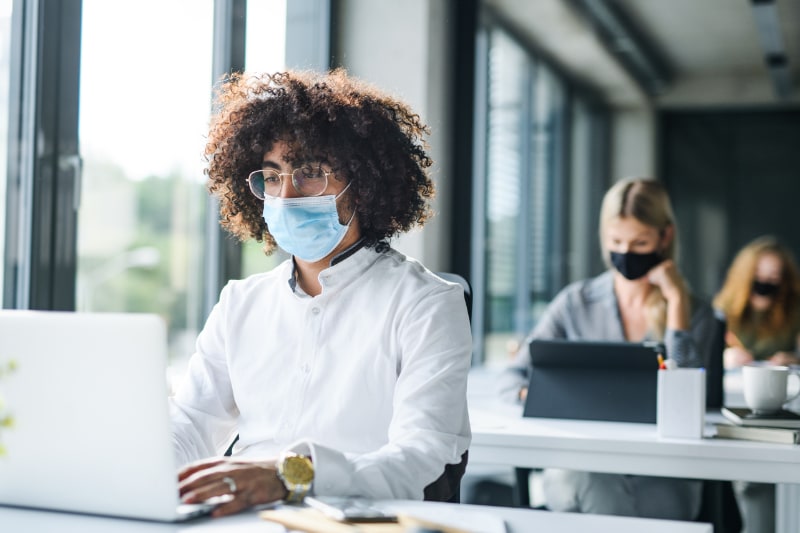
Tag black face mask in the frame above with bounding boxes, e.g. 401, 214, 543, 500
752, 280, 780, 297
610, 251, 664, 281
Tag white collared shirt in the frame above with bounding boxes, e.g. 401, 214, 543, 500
170, 246, 472, 499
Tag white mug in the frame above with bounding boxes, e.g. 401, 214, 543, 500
742, 365, 800, 414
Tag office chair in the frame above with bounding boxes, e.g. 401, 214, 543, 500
226, 271, 474, 504
705, 310, 726, 409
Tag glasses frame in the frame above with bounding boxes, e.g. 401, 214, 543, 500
245, 165, 333, 200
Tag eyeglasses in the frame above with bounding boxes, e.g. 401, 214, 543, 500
246, 164, 332, 199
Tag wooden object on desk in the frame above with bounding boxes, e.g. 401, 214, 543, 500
260, 508, 399, 533
260, 508, 475, 533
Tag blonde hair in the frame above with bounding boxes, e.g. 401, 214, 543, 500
599, 178, 680, 340
713, 236, 800, 337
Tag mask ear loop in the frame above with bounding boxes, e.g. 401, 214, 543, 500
333, 182, 356, 228
334, 181, 352, 200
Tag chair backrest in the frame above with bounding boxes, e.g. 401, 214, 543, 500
423, 451, 468, 503
705, 313, 726, 409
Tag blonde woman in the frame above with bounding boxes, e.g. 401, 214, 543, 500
500, 178, 715, 520
714, 236, 800, 368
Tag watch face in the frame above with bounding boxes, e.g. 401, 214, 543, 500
284, 455, 314, 485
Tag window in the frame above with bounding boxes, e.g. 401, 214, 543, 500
481, 29, 527, 364
75, 1, 216, 369
0, 1, 10, 304
2, 0, 332, 379
241, 0, 289, 278
472, 21, 609, 366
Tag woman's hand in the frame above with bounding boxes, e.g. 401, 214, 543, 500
646, 259, 686, 303
178, 457, 287, 517
723, 346, 754, 369
647, 259, 689, 330
769, 351, 800, 367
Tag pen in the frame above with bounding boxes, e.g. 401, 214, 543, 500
657, 353, 666, 370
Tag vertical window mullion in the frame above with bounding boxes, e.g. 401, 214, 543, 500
469, 24, 489, 364
203, 0, 246, 319
3, 0, 36, 309
514, 60, 534, 336
4, 0, 82, 311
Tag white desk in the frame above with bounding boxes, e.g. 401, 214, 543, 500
0, 501, 713, 533
468, 400, 800, 533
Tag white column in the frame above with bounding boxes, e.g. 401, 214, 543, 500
334, 0, 453, 271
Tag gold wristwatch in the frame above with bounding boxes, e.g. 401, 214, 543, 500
277, 451, 314, 503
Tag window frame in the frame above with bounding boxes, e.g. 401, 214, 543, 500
469, 6, 611, 364
4, 0, 82, 311
4, 0, 332, 317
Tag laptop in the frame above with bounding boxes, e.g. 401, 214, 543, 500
0, 310, 214, 522
522, 339, 664, 424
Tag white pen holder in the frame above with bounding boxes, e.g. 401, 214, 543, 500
657, 368, 706, 439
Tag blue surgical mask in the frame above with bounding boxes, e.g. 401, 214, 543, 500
262, 184, 353, 262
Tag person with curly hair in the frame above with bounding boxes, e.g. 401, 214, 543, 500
714, 236, 800, 368
170, 70, 472, 517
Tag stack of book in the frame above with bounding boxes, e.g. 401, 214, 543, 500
714, 406, 800, 444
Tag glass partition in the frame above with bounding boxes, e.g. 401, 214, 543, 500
0, 1, 10, 304
475, 23, 604, 365
76, 0, 215, 368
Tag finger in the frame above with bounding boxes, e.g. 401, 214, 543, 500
179, 467, 231, 497
178, 458, 227, 481
182, 477, 235, 503
211, 495, 251, 518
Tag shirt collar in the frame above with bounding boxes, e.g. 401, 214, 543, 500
286, 238, 372, 293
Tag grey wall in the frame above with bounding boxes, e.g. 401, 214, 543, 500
661, 109, 800, 301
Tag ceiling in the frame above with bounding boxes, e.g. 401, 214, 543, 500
486, 0, 800, 108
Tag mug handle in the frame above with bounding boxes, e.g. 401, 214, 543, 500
787, 371, 800, 403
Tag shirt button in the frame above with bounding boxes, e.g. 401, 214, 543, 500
311, 307, 321, 315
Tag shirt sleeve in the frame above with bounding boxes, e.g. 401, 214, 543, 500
289, 282, 472, 500
170, 283, 239, 467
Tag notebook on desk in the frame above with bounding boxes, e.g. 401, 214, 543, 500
522, 339, 664, 423
721, 406, 800, 429
0, 310, 214, 522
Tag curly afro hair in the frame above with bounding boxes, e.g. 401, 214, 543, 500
204, 69, 435, 254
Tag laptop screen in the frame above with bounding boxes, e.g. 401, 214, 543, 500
522, 339, 664, 424
0, 310, 190, 521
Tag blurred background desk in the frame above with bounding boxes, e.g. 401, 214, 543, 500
468, 398, 800, 533
0, 501, 714, 533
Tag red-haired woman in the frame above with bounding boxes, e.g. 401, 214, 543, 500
714, 236, 800, 368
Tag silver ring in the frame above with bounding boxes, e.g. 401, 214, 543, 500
222, 476, 237, 494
